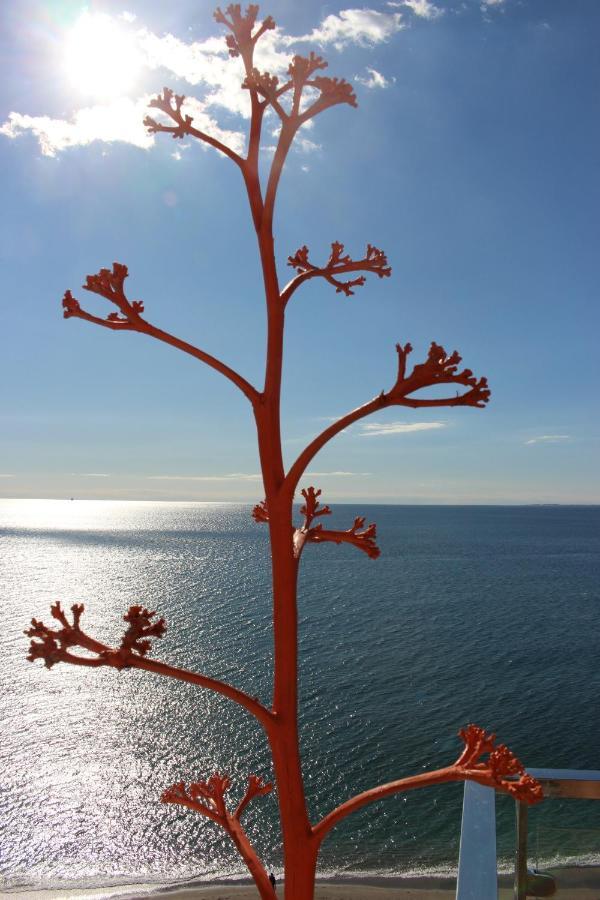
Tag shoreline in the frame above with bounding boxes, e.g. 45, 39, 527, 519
4, 866, 600, 900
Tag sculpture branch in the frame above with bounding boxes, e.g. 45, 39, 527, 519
312, 724, 543, 845
25, 602, 273, 731
282, 242, 391, 305
162, 771, 274, 899
284, 340, 490, 494
62, 262, 260, 404
262, 55, 357, 232
143, 87, 244, 167
213, 5, 276, 217
234, 773, 274, 820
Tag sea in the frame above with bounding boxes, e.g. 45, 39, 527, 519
1, 499, 599, 895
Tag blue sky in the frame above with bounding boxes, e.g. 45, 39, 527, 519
1, 0, 598, 503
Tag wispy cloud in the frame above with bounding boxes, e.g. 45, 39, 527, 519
525, 435, 570, 446
296, 136, 322, 153
73, 473, 111, 477
481, 0, 505, 5
389, 1, 444, 20
0, 474, 15, 478
147, 473, 263, 481
359, 421, 446, 437
305, 470, 372, 477
355, 67, 393, 89
291, 9, 405, 50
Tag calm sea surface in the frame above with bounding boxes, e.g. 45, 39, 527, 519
1, 500, 599, 892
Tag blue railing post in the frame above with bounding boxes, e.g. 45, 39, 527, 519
456, 781, 498, 900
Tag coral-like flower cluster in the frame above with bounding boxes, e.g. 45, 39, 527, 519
251, 499, 270, 523
214, 5, 275, 59
388, 341, 490, 409
25, 602, 166, 670
299, 487, 331, 527
62, 262, 144, 330
455, 724, 543, 804
162, 772, 272, 823
144, 87, 194, 141
286, 242, 391, 298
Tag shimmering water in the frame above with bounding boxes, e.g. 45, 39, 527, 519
1, 500, 599, 892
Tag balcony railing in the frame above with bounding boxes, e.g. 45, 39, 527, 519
456, 769, 600, 899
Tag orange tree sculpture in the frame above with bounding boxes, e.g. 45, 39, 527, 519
26, 6, 542, 899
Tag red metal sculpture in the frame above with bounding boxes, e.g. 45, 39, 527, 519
26, 6, 541, 899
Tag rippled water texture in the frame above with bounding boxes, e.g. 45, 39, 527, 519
1, 500, 599, 891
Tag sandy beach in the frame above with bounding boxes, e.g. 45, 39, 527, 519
5, 867, 600, 900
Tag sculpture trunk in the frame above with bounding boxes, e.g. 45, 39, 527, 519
268, 506, 319, 900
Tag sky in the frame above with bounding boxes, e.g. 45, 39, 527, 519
1, 0, 598, 504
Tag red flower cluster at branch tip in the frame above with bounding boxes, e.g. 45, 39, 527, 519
455, 724, 543, 804
144, 87, 193, 140
62, 262, 144, 330
296, 487, 379, 560
162, 772, 272, 824
119, 606, 167, 658
311, 75, 358, 111
242, 68, 280, 102
251, 499, 269, 523
299, 486, 332, 527
214, 5, 275, 59
25, 602, 84, 668
288, 52, 328, 86
284, 242, 391, 301
306, 515, 380, 560
25, 602, 166, 671
386, 340, 490, 409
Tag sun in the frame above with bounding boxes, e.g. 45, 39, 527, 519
64, 12, 142, 99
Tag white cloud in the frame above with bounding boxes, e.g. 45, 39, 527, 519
76, 473, 111, 477
355, 67, 392, 89
147, 473, 263, 481
525, 435, 570, 446
0, 93, 244, 158
482, 0, 505, 5
120, 11, 137, 23
0, 98, 154, 157
0, 474, 14, 478
394, 0, 444, 20
294, 9, 404, 50
359, 421, 446, 437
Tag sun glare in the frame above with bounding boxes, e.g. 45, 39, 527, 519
64, 13, 142, 99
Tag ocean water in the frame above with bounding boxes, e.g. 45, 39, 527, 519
1, 500, 599, 893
